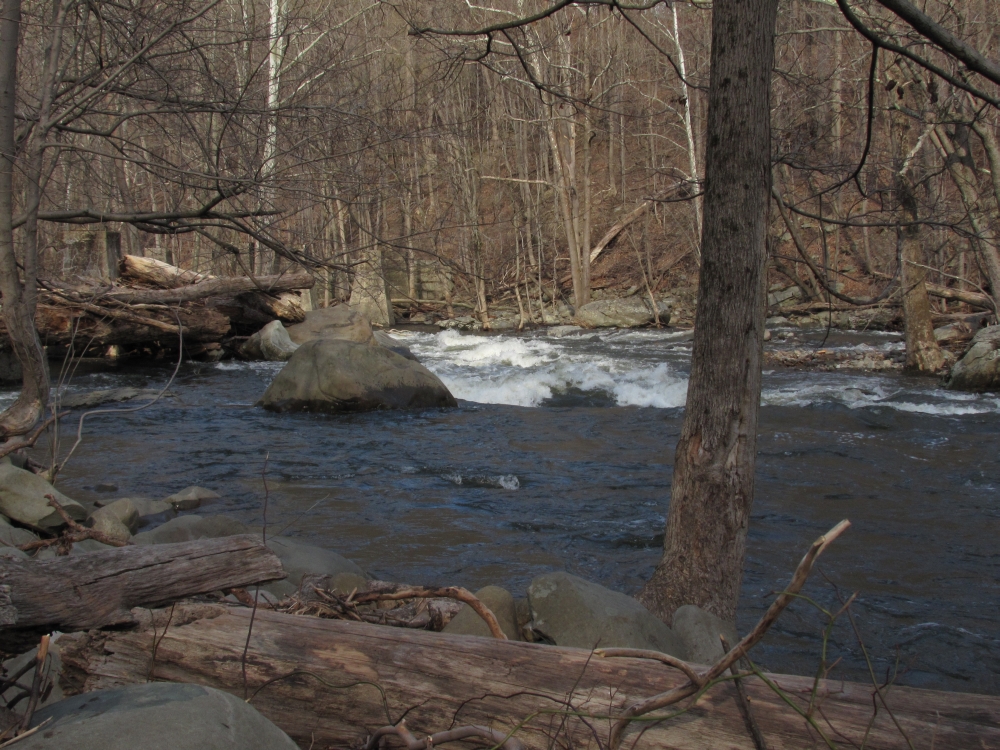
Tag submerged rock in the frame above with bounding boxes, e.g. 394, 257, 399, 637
260, 338, 456, 413
527, 571, 687, 657
442, 585, 521, 641
0, 462, 86, 528
286, 305, 374, 346
944, 325, 1000, 392
164, 485, 220, 511
239, 320, 300, 361
25, 682, 298, 750
575, 297, 672, 328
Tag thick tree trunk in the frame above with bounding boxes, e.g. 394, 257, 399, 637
0, 0, 49, 442
638, 0, 778, 624
899, 227, 946, 372
58, 604, 1000, 750
0, 536, 283, 633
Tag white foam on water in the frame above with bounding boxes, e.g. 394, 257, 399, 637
442, 472, 520, 490
398, 329, 689, 408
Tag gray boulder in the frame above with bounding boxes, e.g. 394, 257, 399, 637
128, 497, 175, 518
286, 305, 374, 346
132, 514, 248, 545
575, 297, 672, 328
0, 513, 39, 550
944, 325, 1000, 392
164, 485, 220, 511
87, 510, 132, 544
373, 330, 418, 361
0, 463, 86, 528
239, 320, 300, 362
260, 338, 456, 413
527, 572, 687, 657
671, 604, 739, 665
24, 682, 298, 750
442, 585, 521, 641
261, 536, 369, 598
91, 498, 139, 533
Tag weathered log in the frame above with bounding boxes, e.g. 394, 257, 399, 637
58, 603, 1000, 750
24, 302, 232, 346
121, 255, 311, 322
925, 282, 995, 310
120, 255, 208, 287
103, 274, 313, 306
0, 536, 283, 634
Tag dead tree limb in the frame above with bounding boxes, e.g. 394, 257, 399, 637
0, 535, 284, 634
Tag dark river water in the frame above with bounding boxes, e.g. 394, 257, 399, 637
6, 326, 998, 695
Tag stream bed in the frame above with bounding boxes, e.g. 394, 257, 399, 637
5, 325, 998, 695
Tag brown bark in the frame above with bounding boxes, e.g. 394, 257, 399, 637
0, 0, 49, 442
900, 227, 946, 372
638, 0, 778, 624
0, 536, 283, 633
103, 273, 313, 306
59, 603, 1000, 750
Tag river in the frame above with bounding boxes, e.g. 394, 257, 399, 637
4, 325, 998, 695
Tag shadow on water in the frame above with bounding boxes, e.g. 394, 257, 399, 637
5, 327, 998, 695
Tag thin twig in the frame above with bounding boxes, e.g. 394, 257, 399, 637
608, 520, 850, 749
720, 635, 768, 750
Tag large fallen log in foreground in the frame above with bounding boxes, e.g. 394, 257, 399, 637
0, 536, 283, 634
59, 603, 1000, 750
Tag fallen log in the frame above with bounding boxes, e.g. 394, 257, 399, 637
925, 282, 995, 310
57, 603, 1000, 750
120, 255, 311, 323
103, 273, 314, 306
120, 255, 208, 287
0, 536, 283, 635
25, 301, 232, 347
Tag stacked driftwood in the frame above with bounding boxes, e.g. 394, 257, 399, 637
0, 256, 314, 358
2, 526, 999, 749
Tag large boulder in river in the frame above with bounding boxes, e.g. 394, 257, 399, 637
239, 320, 299, 361
0, 462, 86, 528
527, 572, 687, 657
260, 339, 456, 413
286, 305, 374, 346
25, 682, 299, 750
944, 324, 1000, 392
575, 297, 672, 328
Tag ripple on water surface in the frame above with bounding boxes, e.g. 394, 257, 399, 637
4, 327, 998, 695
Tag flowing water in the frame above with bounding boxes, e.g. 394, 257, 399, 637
4, 326, 998, 695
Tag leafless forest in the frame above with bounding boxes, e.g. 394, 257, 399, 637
4, 0, 998, 346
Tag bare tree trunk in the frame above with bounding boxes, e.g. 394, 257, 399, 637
899, 222, 946, 372
349, 200, 393, 327
0, 0, 50, 442
638, 0, 778, 624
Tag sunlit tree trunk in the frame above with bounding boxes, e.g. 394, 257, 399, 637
638, 0, 779, 624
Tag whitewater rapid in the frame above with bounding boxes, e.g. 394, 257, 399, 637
390, 327, 1000, 416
